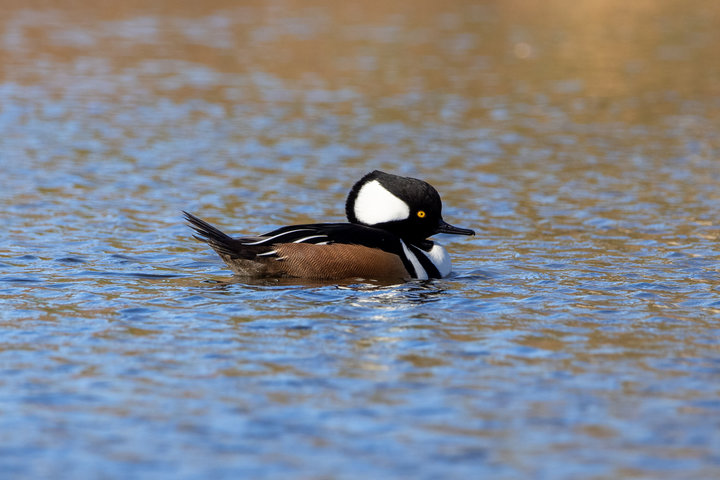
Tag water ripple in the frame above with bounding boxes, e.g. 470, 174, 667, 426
1, 2, 720, 480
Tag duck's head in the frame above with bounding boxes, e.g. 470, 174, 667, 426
345, 170, 475, 243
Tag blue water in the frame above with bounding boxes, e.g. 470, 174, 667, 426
2, 2, 720, 479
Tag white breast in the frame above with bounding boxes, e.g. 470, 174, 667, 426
423, 243, 452, 278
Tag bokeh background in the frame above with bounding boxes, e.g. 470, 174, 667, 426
1, 1, 719, 478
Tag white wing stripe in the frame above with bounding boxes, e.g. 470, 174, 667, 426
241, 229, 313, 246
293, 235, 329, 243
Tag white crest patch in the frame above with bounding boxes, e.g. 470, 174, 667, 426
353, 180, 409, 225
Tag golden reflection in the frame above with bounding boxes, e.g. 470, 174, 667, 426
2, 0, 718, 101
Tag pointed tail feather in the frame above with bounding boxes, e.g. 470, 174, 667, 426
183, 211, 243, 258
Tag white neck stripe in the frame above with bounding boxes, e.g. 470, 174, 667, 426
400, 240, 428, 280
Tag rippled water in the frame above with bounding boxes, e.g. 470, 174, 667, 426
2, 1, 719, 478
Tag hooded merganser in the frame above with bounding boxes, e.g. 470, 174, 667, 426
184, 170, 474, 281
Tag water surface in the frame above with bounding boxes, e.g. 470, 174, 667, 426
1, 1, 719, 478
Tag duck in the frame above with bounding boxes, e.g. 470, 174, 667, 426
184, 170, 474, 281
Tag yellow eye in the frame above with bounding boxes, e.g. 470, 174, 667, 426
417, 210, 426, 218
